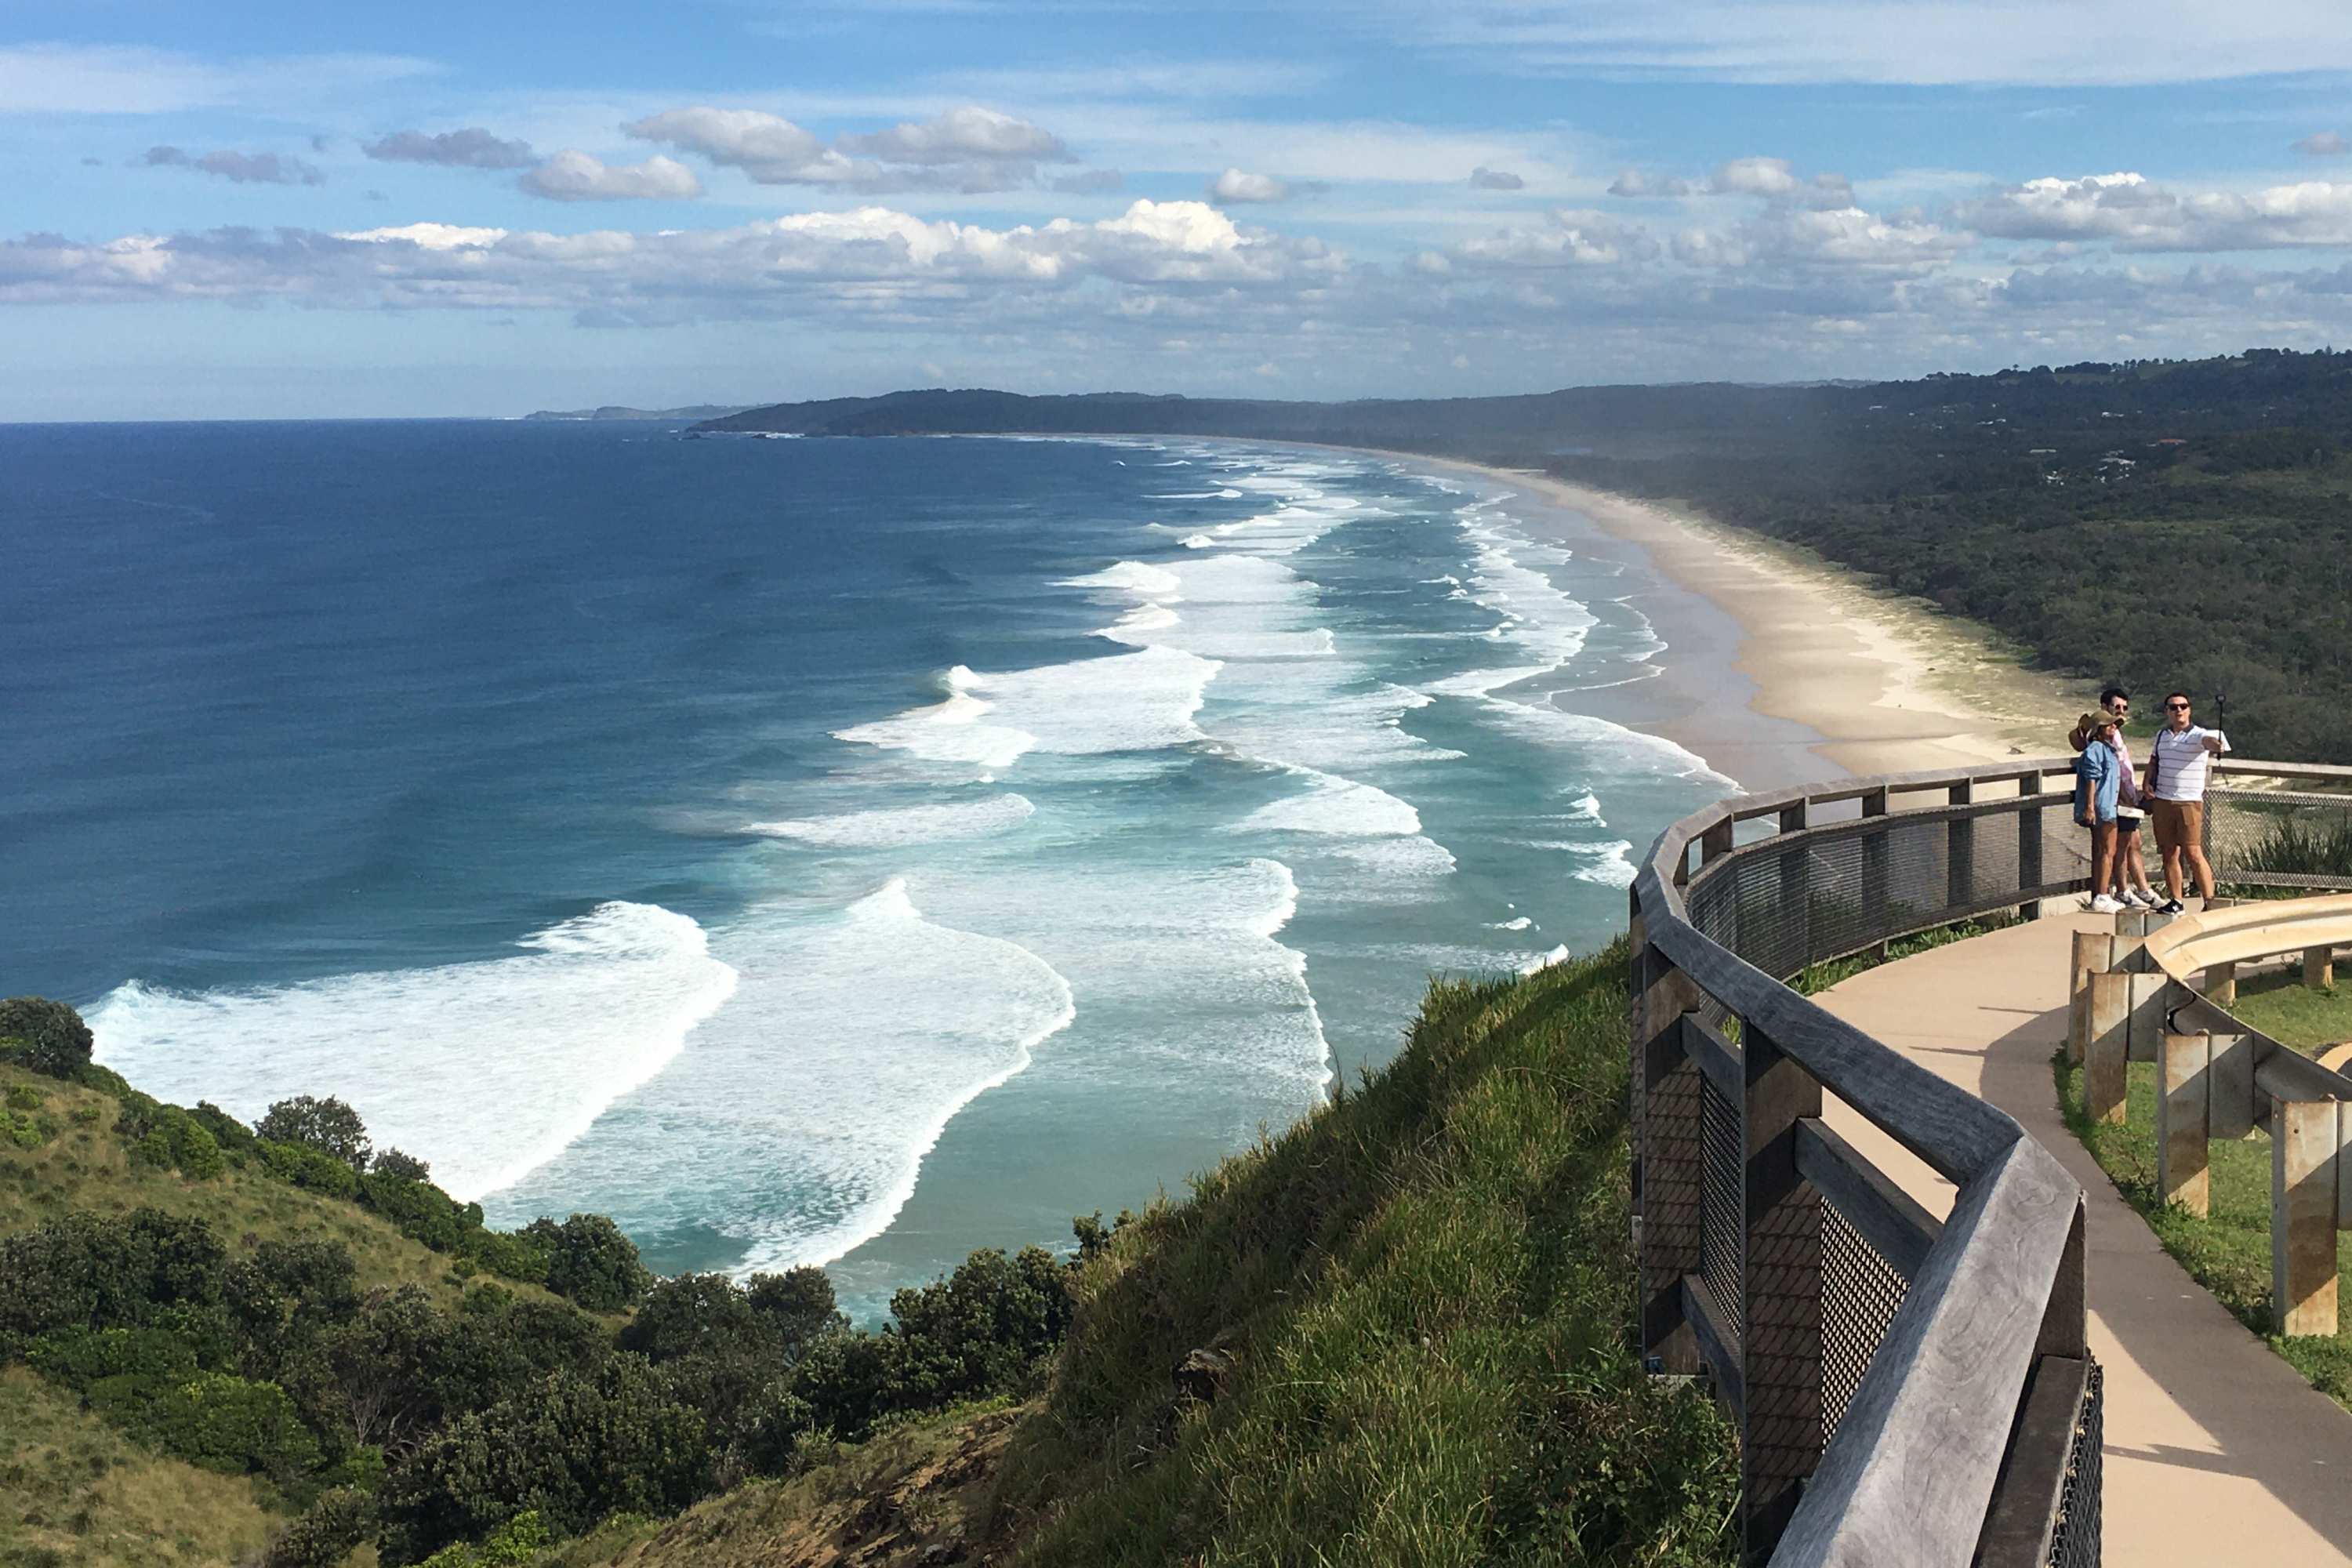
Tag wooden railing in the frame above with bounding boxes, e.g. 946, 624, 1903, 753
2071, 893, 2352, 1334
1632, 760, 2096, 1566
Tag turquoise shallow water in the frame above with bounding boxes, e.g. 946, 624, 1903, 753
3, 422, 1730, 1315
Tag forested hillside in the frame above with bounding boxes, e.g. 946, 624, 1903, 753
702, 347, 2352, 764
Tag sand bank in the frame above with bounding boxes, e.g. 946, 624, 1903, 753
1391, 455, 2082, 791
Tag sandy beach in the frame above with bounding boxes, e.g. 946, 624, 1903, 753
1387, 454, 2084, 793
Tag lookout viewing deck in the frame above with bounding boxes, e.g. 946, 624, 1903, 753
1813, 913, 2352, 1564
1629, 757, 2352, 1565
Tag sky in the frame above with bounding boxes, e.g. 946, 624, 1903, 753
9, 2, 2352, 418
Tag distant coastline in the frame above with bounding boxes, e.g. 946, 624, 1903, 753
1367, 452, 2079, 789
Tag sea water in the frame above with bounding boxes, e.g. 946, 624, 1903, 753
1, 421, 1730, 1315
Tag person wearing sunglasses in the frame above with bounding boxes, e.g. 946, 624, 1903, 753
2144, 691, 2230, 913
2096, 686, 2162, 909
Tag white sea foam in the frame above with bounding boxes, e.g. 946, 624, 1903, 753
1519, 944, 1573, 975
88, 902, 739, 1203
1153, 488, 1245, 499
1059, 561, 1183, 600
1487, 916, 1534, 931
746, 794, 1035, 848
838, 648, 1221, 775
1236, 766, 1421, 837
489, 878, 1076, 1273
1181, 534, 1216, 549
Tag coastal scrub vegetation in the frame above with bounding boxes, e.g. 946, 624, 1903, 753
3, 948, 1732, 1566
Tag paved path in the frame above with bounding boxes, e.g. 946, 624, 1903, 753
1812, 912, 2352, 1566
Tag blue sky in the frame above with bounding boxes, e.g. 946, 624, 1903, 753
9, 2, 2352, 418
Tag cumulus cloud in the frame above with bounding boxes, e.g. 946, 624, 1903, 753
625, 104, 1071, 193
2296, 132, 2350, 157
1469, 165, 1525, 191
1678, 205, 1969, 270
1709, 157, 1854, 207
0, 200, 1340, 321
365, 127, 535, 170
518, 151, 703, 202
837, 105, 1069, 165
1209, 168, 1330, 205
1452, 209, 1660, 267
140, 146, 324, 186
1608, 169, 1694, 198
1958, 171, 2352, 251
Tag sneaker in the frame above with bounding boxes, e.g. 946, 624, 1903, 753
2090, 895, 2125, 913
2122, 889, 2155, 909
2156, 898, 2185, 916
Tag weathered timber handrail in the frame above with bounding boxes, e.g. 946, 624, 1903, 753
2076, 889, 2352, 1334
1633, 757, 2093, 1566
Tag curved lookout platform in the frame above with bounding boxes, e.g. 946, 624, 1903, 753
1631, 758, 2352, 1566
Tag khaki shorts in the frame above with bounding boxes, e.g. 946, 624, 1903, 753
2151, 797, 2205, 854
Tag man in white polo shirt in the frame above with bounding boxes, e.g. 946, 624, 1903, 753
2144, 690, 2230, 913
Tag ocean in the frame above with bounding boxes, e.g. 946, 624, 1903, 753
2, 420, 1731, 1314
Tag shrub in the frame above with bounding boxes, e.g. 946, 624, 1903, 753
0, 997, 95, 1078
524, 1214, 650, 1311
2, 1107, 51, 1149
123, 1370, 321, 1481
416, 1511, 552, 1568
5, 1083, 42, 1111
372, 1147, 432, 1182
376, 1357, 707, 1563
27, 1325, 200, 1389
263, 1486, 379, 1568
256, 1094, 372, 1170
0, 1209, 227, 1340
259, 1139, 362, 1200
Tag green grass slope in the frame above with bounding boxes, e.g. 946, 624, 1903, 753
553, 943, 1737, 1568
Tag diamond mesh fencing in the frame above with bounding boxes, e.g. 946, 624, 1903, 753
2207, 786, 2352, 891
2049, 1361, 2103, 1568
1819, 1202, 1909, 1442
1682, 795, 2081, 984
1697, 1072, 1744, 1341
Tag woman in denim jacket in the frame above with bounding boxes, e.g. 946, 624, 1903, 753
2074, 711, 2125, 913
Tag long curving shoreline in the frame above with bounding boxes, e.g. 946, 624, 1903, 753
1367, 451, 2083, 792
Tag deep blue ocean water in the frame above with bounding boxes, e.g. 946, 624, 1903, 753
2, 421, 1727, 1313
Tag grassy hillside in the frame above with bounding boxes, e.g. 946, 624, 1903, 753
544, 944, 1737, 1567
0, 1365, 283, 1568
0, 1063, 543, 1308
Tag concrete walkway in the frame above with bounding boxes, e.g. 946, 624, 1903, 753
1812, 912, 2352, 1566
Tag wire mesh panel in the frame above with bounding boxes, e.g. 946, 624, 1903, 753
1819, 1202, 1909, 1441
1698, 1071, 1744, 1341
2209, 786, 2352, 890
2049, 1361, 2103, 1568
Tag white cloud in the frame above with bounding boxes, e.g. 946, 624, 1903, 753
1051, 169, 1125, 194
1958, 172, 2352, 251
365, 128, 536, 170
2296, 132, 2350, 157
837, 105, 1069, 165
1469, 166, 1525, 191
1452, 209, 1659, 267
1608, 169, 1693, 198
1211, 168, 1295, 203
142, 146, 325, 187
625, 103, 1069, 192
1381, 1, 2352, 88
1, 199, 1339, 317
519, 151, 704, 201
1708, 157, 1854, 207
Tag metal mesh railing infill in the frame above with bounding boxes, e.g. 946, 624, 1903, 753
1819, 1203, 1908, 1441
1637, 761, 2100, 1566
2049, 1362, 2103, 1568
2208, 786, 2352, 891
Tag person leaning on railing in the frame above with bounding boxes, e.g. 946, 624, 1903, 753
2074, 710, 2128, 914
2145, 691, 2230, 913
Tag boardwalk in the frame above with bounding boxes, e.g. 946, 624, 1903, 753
1813, 912, 2352, 1566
